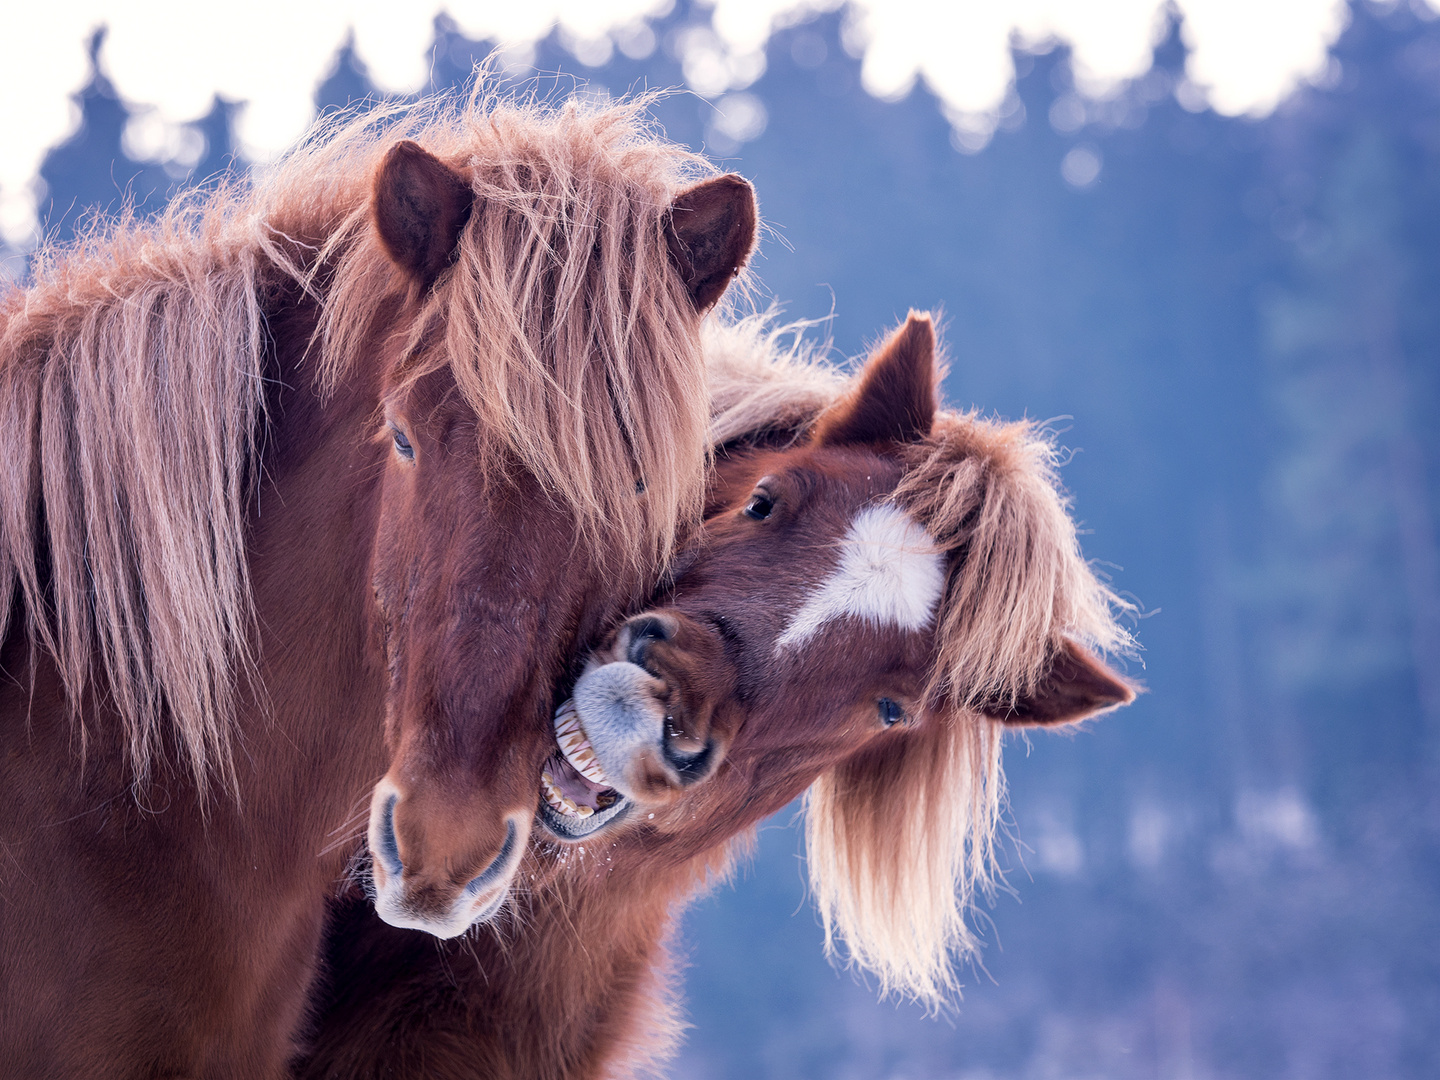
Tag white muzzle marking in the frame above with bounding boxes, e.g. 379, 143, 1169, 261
570, 661, 667, 801
365, 781, 522, 938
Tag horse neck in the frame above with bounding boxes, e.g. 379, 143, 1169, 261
516, 862, 719, 1076
516, 828, 773, 1071
478, 761, 825, 1075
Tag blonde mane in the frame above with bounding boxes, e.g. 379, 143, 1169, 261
315, 89, 716, 569
705, 315, 1134, 1005
0, 87, 717, 795
703, 314, 845, 448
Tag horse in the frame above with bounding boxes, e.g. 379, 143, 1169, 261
295, 312, 1136, 1079
0, 90, 755, 1075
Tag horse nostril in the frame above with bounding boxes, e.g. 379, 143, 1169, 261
463, 820, 518, 898
625, 615, 670, 667
375, 794, 403, 876
662, 732, 714, 781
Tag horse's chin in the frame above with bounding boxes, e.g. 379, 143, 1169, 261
536, 786, 632, 840
369, 874, 510, 938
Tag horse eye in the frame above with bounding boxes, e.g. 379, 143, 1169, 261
393, 429, 414, 461
877, 698, 905, 727
744, 492, 774, 520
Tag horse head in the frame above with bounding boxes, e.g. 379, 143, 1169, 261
358, 137, 757, 936
537, 313, 1136, 997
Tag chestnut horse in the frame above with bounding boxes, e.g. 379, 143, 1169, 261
0, 93, 754, 1075
297, 314, 1136, 1078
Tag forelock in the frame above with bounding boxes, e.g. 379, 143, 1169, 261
314, 87, 720, 574
892, 411, 1135, 710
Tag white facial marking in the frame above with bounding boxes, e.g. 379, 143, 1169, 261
776, 504, 945, 651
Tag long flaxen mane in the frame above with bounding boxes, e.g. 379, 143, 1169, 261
0, 86, 717, 795
704, 316, 1133, 1004
315, 89, 715, 568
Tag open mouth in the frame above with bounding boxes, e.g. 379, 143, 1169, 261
537, 699, 630, 839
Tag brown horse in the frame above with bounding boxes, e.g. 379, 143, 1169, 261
296, 313, 1136, 1078
0, 92, 754, 1075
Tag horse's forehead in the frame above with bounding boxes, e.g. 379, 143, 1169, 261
797, 445, 906, 487
717, 444, 906, 511
386, 365, 468, 421
775, 502, 945, 652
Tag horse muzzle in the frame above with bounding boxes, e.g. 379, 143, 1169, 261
366, 779, 529, 937
544, 612, 730, 822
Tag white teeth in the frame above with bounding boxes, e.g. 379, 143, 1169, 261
552, 699, 610, 785
540, 768, 598, 820
541, 770, 579, 818
541, 700, 616, 819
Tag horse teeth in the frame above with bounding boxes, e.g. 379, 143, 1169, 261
576, 805, 594, 818
541, 773, 578, 817
554, 702, 579, 734
576, 760, 608, 785
552, 704, 611, 786
544, 787, 576, 817
563, 742, 608, 785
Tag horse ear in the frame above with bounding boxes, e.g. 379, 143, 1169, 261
981, 638, 1136, 726
666, 174, 757, 312
373, 140, 474, 292
813, 312, 938, 447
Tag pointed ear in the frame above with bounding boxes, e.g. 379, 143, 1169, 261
981, 638, 1136, 726
373, 140, 473, 292
813, 312, 938, 447
665, 174, 757, 312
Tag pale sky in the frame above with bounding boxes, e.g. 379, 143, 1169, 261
0, 0, 1399, 245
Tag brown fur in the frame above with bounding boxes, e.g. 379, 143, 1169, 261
716, 313, 1135, 1000
0, 195, 272, 794
665, 174, 758, 313
811, 312, 939, 446
298, 314, 1136, 1076
0, 87, 752, 1074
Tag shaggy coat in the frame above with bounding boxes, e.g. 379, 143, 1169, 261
0, 89, 753, 1075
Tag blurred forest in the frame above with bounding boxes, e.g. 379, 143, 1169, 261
15, 1, 1440, 1076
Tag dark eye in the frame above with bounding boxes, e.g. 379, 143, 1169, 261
878, 698, 905, 727
744, 492, 774, 520
393, 429, 414, 461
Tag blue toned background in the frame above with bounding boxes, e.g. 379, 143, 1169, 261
11, 2, 1440, 1076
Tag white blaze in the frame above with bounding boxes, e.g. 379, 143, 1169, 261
776, 504, 945, 651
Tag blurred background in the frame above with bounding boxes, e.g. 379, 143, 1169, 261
4, 1, 1438, 1076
